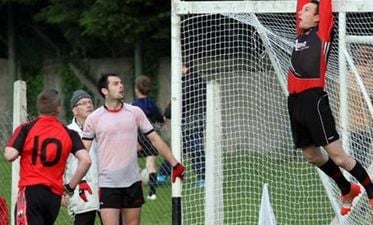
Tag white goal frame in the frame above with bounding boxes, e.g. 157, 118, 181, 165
171, 1, 373, 225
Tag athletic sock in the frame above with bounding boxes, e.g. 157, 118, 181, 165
319, 158, 351, 195
148, 172, 157, 196
348, 161, 373, 199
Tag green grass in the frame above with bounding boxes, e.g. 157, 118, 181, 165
1, 153, 338, 225
182, 153, 335, 225
141, 184, 172, 225
138, 157, 172, 225
0, 155, 12, 223
0, 156, 172, 225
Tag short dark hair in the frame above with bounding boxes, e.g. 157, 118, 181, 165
97, 73, 120, 98
311, 0, 320, 15
135, 75, 152, 96
37, 89, 61, 116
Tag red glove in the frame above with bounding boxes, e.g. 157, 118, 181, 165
79, 180, 92, 202
172, 163, 185, 183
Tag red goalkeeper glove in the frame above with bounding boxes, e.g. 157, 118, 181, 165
172, 163, 185, 183
79, 180, 92, 202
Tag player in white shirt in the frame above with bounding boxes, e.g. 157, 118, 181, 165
82, 73, 185, 225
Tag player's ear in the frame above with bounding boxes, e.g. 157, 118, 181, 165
56, 106, 62, 115
101, 88, 108, 97
72, 107, 78, 116
314, 14, 320, 24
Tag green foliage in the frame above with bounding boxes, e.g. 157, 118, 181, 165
0, 0, 41, 4
60, 64, 91, 120
22, 64, 92, 121
24, 72, 44, 118
0, 0, 171, 112
80, 0, 170, 43
33, 0, 170, 58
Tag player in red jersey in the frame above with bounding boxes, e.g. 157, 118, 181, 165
287, 0, 373, 216
4, 89, 91, 225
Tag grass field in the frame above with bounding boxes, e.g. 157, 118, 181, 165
1, 152, 340, 225
181, 153, 335, 225
0, 156, 173, 225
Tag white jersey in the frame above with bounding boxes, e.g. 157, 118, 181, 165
82, 103, 153, 188
65, 118, 99, 215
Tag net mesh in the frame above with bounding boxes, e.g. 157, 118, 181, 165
0, 112, 12, 225
178, 10, 373, 225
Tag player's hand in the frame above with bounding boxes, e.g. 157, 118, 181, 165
79, 180, 92, 202
172, 163, 185, 183
61, 193, 69, 206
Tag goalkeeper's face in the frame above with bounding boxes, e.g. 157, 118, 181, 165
298, 3, 320, 30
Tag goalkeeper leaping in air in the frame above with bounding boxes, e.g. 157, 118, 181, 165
287, 0, 373, 216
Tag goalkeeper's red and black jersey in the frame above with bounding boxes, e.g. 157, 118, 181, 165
288, 0, 334, 94
6, 116, 85, 195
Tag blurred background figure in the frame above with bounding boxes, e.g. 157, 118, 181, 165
132, 75, 165, 200
157, 63, 206, 188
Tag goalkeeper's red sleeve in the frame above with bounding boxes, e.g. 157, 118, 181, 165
172, 163, 185, 183
79, 180, 93, 202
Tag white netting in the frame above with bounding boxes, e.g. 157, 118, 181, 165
177, 7, 373, 225
0, 112, 12, 225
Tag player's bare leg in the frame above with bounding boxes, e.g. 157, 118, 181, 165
324, 140, 356, 170
302, 145, 328, 166
122, 208, 141, 225
101, 208, 120, 225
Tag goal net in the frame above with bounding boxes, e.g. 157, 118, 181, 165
171, 1, 373, 225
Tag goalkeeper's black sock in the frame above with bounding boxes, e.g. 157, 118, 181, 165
148, 172, 157, 196
348, 161, 373, 198
319, 158, 351, 195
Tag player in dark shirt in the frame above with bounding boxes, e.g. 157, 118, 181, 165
157, 64, 206, 188
132, 75, 165, 200
4, 89, 91, 225
181, 63, 206, 188
287, 0, 373, 216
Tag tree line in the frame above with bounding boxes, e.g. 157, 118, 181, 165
0, 0, 171, 117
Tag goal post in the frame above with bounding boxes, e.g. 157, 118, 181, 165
11, 80, 27, 225
171, 1, 373, 224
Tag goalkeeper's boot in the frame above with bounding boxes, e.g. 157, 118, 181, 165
340, 183, 362, 215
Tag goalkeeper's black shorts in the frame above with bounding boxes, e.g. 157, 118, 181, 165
288, 88, 339, 149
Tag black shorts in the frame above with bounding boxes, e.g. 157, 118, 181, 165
16, 185, 61, 225
99, 181, 144, 209
137, 133, 159, 158
287, 88, 339, 148
74, 211, 101, 225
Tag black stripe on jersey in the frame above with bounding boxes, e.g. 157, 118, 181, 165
144, 129, 155, 136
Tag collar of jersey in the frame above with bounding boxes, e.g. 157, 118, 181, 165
104, 102, 124, 113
